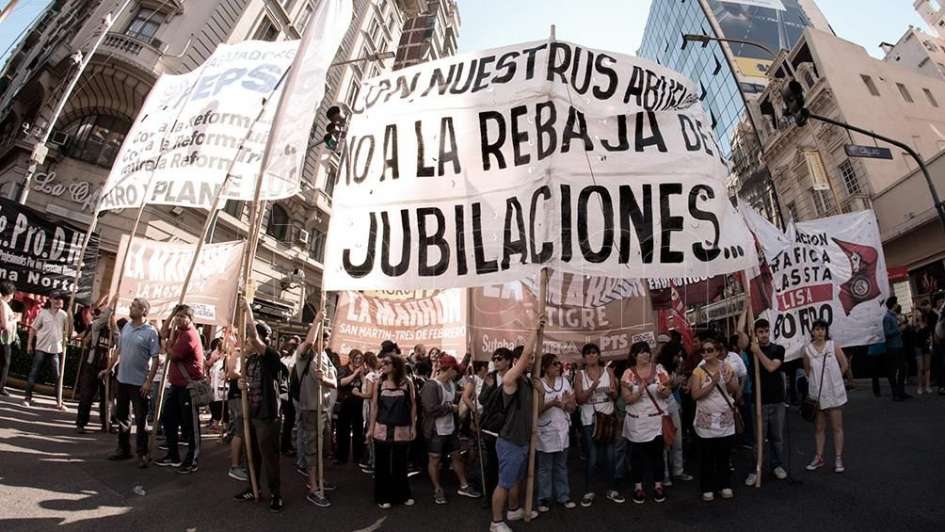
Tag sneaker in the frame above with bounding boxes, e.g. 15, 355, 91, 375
805, 457, 824, 471
702, 491, 715, 501
228, 466, 248, 481
156, 456, 182, 468
674, 472, 694, 481
322, 481, 338, 492
653, 486, 666, 503
407, 467, 421, 478
457, 484, 482, 498
561, 499, 576, 509
56, 403, 68, 412
404, 498, 415, 506
137, 456, 149, 469
720, 488, 734, 499
107, 452, 133, 461
378, 502, 392, 509
537, 502, 550, 513
490, 521, 514, 532
21, 399, 31, 407
834, 459, 845, 473
916, 388, 924, 396
507, 507, 537, 521
234, 488, 256, 502
580, 492, 595, 507
632, 488, 646, 504
663, 477, 672, 487
177, 463, 199, 474
606, 490, 625, 504
433, 488, 447, 505
744, 472, 758, 486
269, 495, 284, 513
773, 466, 788, 480
305, 491, 330, 508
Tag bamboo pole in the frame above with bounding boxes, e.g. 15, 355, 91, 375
743, 273, 763, 488
523, 267, 549, 522
316, 290, 327, 497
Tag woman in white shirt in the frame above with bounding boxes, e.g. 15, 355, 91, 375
573, 343, 624, 507
803, 319, 849, 473
536, 353, 576, 512
689, 337, 740, 502
621, 341, 672, 504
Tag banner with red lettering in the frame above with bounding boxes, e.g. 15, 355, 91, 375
741, 206, 889, 360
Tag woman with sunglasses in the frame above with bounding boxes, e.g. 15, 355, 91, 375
536, 354, 577, 511
621, 341, 672, 504
573, 343, 624, 506
369, 354, 417, 508
688, 337, 739, 501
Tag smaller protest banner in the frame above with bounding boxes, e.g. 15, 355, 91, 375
0, 198, 98, 300
741, 206, 889, 360
110, 236, 244, 325
469, 271, 657, 361
329, 289, 467, 356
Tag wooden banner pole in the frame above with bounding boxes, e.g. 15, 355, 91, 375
523, 267, 549, 522
316, 289, 327, 497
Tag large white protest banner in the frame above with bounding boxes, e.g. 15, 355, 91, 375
98, 40, 301, 210
110, 236, 245, 325
742, 206, 889, 360
323, 40, 759, 291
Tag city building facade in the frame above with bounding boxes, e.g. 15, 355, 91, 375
393, 0, 459, 71
0, 0, 448, 340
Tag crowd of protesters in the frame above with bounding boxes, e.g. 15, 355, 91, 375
1, 286, 944, 530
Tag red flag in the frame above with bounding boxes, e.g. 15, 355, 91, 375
833, 238, 881, 314
667, 281, 694, 353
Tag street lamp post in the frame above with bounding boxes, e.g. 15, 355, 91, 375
681, 33, 788, 229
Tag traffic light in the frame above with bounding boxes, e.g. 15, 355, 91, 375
323, 105, 347, 150
781, 80, 808, 126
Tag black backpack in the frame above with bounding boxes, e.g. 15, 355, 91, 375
289, 356, 313, 402
479, 371, 517, 434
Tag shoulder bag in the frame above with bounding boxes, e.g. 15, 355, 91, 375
177, 361, 213, 407
801, 346, 828, 423
289, 355, 314, 402
710, 368, 744, 434
634, 369, 676, 448
587, 370, 618, 443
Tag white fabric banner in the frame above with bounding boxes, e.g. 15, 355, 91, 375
110, 236, 246, 326
323, 40, 759, 291
741, 206, 889, 360
98, 40, 302, 210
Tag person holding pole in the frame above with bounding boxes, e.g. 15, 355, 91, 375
478, 348, 515, 502
76, 304, 116, 434
293, 310, 337, 508
100, 298, 160, 467
23, 292, 69, 409
489, 315, 544, 532
156, 305, 204, 473
744, 319, 787, 486
233, 297, 285, 512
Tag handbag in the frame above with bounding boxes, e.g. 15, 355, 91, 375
801, 348, 828, 423
712, 371, 744, 435
634, 369, 676, 448
592, 411, 618, 443
177, 362, 213, 407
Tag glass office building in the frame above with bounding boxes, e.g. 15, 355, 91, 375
638, 0, 821, 161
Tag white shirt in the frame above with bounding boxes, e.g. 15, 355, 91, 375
538, 376, 572, 453
579, 368, 614, 426
434, 380, 456, 436
33, 308, 67, 354
622, 365, 671, 443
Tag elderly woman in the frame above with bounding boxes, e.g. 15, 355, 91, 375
536, 353, 576, 511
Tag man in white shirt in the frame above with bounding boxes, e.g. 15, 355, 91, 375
24, 293, 69, 409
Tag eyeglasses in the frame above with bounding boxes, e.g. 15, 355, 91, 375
491, 356, 505, 362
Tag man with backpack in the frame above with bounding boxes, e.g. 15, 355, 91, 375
478, 347, 514, 498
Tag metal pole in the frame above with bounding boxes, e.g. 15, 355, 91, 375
808, 112, 945, 235
19, 0, 134, 204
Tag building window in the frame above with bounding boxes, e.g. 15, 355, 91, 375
125, 8, 165, 42
253, 16, 280, 41
803, 71, 815, 89
308, 228, 326, 262
897, 82, 914, 103
787, 201, 799, 222
861, 75, 880, 96
839, 160, 861, 195
266, 204, 290, 241
223, 200, 243, 219
62, 114, 131, 169
924, 88, 939, 107
811, 189, 833, 217
297, 2, 313, 31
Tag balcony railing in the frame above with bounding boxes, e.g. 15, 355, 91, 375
100, 33, 167, 78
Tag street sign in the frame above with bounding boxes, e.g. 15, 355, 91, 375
845, 144, 893, 160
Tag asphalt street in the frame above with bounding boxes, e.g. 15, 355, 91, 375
0, 381, 942, 532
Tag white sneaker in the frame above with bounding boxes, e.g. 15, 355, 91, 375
702, 492, 715, 501
490, 522, 514, 532
916, 388, 924, 396
507, 508, 537, 521
720, 488, 734, 499
773, 466, 788, 480
744, 472, 758, 486
404, 498, 415, 506
834, 458, 845, 473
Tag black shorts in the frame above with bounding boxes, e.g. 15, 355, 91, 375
428, 433, 459, 456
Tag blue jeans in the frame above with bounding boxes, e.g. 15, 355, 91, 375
294, 399, 307, 470
614, 436, 628, 481
581, 423, 616, 493
761, 403, 785, 469
537, 450, 570, 504
25, 350, 60, 400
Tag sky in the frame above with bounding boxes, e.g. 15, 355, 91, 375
0, 1, 936, 67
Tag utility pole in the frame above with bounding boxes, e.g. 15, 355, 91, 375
18, 0, 133, 205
